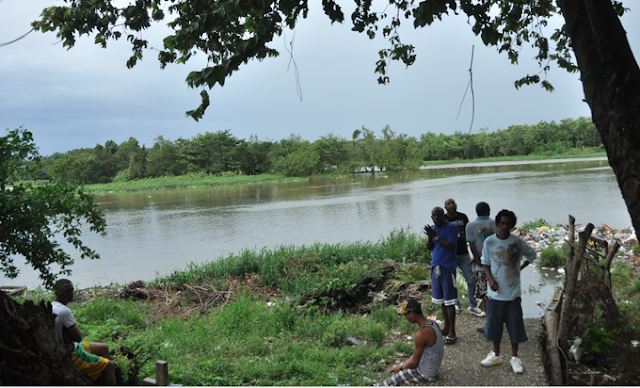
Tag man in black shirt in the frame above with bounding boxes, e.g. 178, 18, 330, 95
444, 198, 485, 317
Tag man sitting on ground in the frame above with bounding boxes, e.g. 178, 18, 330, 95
52, 279, 116, 385
381, 298, 444, 386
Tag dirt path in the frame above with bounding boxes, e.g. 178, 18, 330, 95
421, 311, 548, 386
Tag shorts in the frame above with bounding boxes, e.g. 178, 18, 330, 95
430, 265, 458, 306
381, 368, 435, 386
473, 270, 488, 299
484, 298, 528, 344
72, 340, 109, 381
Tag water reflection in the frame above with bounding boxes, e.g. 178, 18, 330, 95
6, 160, 631, 318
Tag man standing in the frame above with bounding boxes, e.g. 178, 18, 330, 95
480, 210, 536, 374
466, 202, 497, 333
424, 207, 458, 344
443, 198, 482, 316
381, 298, 444, 386
52, 279, 116, 385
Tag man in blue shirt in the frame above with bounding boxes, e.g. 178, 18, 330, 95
424, 207, 458, 344
480, 209, 537, 374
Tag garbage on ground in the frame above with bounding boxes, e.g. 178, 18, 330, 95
569, 339, 581, 362
362, 377, 374, 385
344, 337, 363, 346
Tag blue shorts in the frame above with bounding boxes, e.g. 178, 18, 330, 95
431, 266, 458, 306
484, 298, 528, 344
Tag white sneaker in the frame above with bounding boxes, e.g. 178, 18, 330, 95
511, 356, 524, 373
468, 307, 486, 317
481, 351, 502, 367
454, 304, 461, 314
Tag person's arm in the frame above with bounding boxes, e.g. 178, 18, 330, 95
65, 323, 83, 343
520, 239, 537, 270
424, 225, 435, 251
468, 240, 482, 266
481, 241, 499, 292
388, 326, 434, 373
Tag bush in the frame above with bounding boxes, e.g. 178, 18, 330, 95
538, 244, 568, 267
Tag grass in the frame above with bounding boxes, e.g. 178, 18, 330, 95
538, 244, 568, 267
155, 227, 430, 297
14, 225, 639, 386
84, 173, 305, 193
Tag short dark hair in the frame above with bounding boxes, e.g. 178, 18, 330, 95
495, 209, 517, 227
53, 279, 72, 295
475, 202, 490, 216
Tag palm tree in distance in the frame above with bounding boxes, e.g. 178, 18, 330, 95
352, 128, 362, 158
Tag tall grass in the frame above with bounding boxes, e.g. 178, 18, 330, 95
155, 227, 430, 297
119, 297, 413, 386
84, 173, 304, 193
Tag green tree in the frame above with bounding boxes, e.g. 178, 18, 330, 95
0, 128, 106, 289
33, 0, 640, 236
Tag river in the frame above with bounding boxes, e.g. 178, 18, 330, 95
5, 158, 632, 317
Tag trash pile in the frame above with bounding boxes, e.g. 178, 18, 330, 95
514, 224, 639, 268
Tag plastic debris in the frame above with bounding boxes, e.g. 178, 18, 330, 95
569, 340, 581, 362
362, 377, 374, 385
345, 337, 363, 346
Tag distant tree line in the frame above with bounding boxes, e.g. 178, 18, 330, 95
39, 117, 602, 183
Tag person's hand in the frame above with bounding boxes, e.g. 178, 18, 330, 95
423, 225, 436, 239
488, 278, 499, 292
389, 363, 402, 374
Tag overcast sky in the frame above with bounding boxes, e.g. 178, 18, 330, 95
2, 1, 639, 156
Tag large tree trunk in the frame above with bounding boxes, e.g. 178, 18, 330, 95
0, 290, 91, 385
558, 0, 640, 234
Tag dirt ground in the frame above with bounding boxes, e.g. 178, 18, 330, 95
418, 310, 548, 386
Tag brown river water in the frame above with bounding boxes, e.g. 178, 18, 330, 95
6, 158, 631, 317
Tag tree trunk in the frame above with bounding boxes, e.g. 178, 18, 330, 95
0, 290, 91, 385
558, 0, 640, 234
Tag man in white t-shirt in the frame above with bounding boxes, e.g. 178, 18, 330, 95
52, 279, 116, 385
480, 210, 536, 374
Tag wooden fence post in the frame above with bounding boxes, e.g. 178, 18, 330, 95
143, 360, 169, 386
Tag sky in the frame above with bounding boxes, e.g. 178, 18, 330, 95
1, 1, 639, 157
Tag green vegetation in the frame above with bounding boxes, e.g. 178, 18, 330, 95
14, 226, 640, 385
155, 227, 430, 296
521, 218, 552, 229
37, 118, 604, 188
84, 173, 302, 193
0, 128, 106, 289
538, 244, 568, 268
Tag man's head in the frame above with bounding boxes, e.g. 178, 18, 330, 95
444, 198, 457, 215
397, 298, 423, 321
495, 209, 517, 238
54, 279, 74, 305
475, 202, 490, 217
431, 207, 446, 227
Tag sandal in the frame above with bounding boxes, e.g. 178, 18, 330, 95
444, 336, 457, 345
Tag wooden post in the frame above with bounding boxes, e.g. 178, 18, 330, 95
602, 241, 620, 290
143, 360, 169, 386
558, 222, 594, 346
544, 310, 563, 385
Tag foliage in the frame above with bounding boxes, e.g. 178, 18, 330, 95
521, 218, 550, 229
0, 128, 106, 289
32, 0, 606, 119
385, 264, 430, 292
110, 296, 409, 386
538, 244, 568, 268
154, 227, 426, 297
580, 319, 619, 355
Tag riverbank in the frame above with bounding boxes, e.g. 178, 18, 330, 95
8, 221, 638, 385
84, 154, 607, 193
